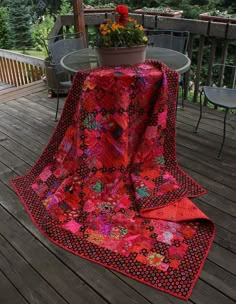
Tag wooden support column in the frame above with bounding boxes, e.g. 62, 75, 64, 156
73, 0, 87, 47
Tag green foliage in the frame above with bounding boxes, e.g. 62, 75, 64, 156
118, 0, 236, 18
7, 0, 33, 50
97, 18, 148, 47
207, 9, 236, 17
31, 13, 54, 53
31, 0, 72, 53
58, 0, 73, 15
84, 0, 115, 6
0, 6, 10, 49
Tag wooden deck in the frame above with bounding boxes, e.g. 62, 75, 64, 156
0, 81, 235, 304
0, 82, 14, 91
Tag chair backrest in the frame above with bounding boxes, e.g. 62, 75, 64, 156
48, 37, 85, 65
146, 30, 190, 54
211, 64, 236, 89
46, 33, 85, 75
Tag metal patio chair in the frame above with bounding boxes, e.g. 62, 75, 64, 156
194, 64, 236, 159
146, 30, 190, 108
44, 32, 86, 121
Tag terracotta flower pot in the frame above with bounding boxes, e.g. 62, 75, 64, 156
96, 45, 147, 67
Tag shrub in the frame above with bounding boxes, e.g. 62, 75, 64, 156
32, 13, 54, 53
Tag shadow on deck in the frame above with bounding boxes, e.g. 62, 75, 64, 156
0, 81, 235, 304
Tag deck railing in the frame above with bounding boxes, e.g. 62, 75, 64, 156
0, 49, 45, 87
50, 14, 236, 103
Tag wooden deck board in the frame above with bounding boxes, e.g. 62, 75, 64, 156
0, 103, 55, 135
0, 205, 108, 304
0, 82, 14, 91
0, 83, 235, 304
0, 232, 68, 304
0, 270, 28, 304
0, 80, 46, 104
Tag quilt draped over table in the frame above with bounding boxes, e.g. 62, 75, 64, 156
11, 60, 215, 300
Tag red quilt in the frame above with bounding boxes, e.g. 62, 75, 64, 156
11, 60, 215, 300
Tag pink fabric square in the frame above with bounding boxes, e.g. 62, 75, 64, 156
39, 166, 52, 182
63, 220, 82, 234
158, 111, 167, 128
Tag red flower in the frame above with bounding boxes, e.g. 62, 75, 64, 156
115, 4, 129, 16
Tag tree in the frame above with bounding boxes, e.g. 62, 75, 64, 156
0, 7, 10, 49
7, 0, 33, 50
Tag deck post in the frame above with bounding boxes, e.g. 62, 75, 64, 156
72, 0, 87, 47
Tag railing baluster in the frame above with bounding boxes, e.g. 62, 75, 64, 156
3, 57, 10, 84
11, 60, 16, 86
7, 58, 13, 84
193, 35, 205, 103
35, 66, 40, 80
17, 61, 24, 86
0, 58, 2, 81
26, 63, 32, 83
16, 61, 22, 86
30, 64, 36, 82
230, 52, 236, 88
206, 38, 216, 86
204, 38, 217, 106
218, 39, 229, 87
9, 59, 17, 86
5, 58, 12, 84
0, 57, 5, 82
38, 66, 44, 79
22, 62, 29, 84
23, 62, 28, 85
184, 33, 194, 100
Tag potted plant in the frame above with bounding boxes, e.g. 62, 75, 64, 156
96, 4, 148, 66
83, 1, 115, 13
134, 7, 183, 18
199, 10, 236, 24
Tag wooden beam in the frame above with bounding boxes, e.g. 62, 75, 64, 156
73, 0, 87, 46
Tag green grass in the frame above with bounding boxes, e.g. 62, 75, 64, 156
12, 49, 46, 59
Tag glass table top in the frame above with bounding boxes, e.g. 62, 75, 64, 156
60, 47, 191, 75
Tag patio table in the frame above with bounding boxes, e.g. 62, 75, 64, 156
60, 46, 191, 75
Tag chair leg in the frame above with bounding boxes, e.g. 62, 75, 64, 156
194, 89, 204, 133
55, 86, 60, 122
217, 108, 229, 159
